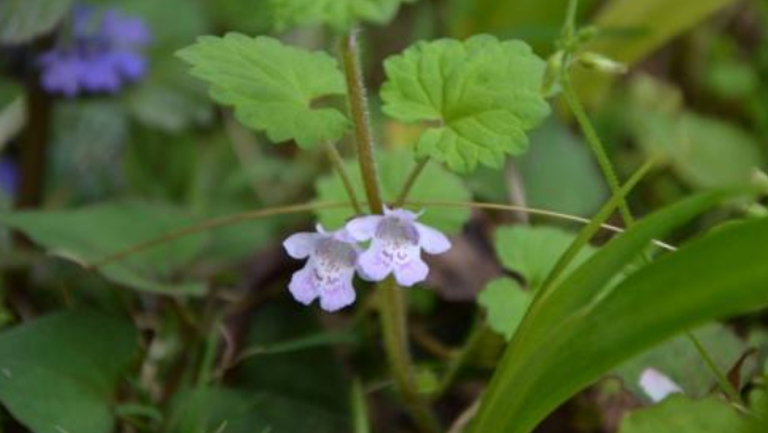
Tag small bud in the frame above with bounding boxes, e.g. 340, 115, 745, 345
752, 168, 768, 194
575, 26, 600, 44
577, 52, 628, 75
542, 50, 565, 97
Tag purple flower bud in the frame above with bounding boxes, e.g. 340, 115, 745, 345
101, 10, 152, 47
38, 51, 85, 97
0, 159, 18, 198
347, 208, 451, 287
283, 225, 359, 312
37, 4, 152, 97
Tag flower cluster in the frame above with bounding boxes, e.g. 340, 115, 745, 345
283, 208, 452, 312
38, 5, 152, 97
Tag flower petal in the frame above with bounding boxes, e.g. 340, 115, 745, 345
319, 279, 357, 312
639, 368, 683, 403
283, 232, 320, 259
416, 223, 451, 254
288, 265, 319, 305
357, 244, 393, 282
346, 215, 383, 241
393, 257, 429, 287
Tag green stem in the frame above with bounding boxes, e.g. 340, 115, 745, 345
686, 331, 746, 406
379, 278, 441, 433
395, 158, 430, 207
561, 73, 635, 227
325, 143, 363, 214
339, 29, 437, 432
561, 0, 580, 41
339, 30, 384, 214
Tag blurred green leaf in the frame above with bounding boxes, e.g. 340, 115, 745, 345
471, 193, 768, 433
618, 395, 747, 433
271, 0, 416, 32
0, 0, 74, 44
381, 35, 550, 172
495, 225, 596, 292
517, 119, 608, 216
627, 77, 764, 189
315, 150, 471, 233
0, 310, 137, 433
616, 324, 746, 401
478, 278, 532, 340
0, 201, 208, 295
177, 34, 350, 148
449, 0, 596, 53
576, 0, 740, 104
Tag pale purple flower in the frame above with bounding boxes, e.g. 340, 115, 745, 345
347, 208, 451, 287
284, 226, 360, 312
37, 4, 151, 97
639, 368, 683, 402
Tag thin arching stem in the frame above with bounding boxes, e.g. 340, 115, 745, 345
325, 143, 363, 214
395, 158, 430, 207
85, 201, 351, 270
87, 200, 678, 270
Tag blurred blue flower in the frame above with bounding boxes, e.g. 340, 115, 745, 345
0, 159, 18, 198
38, 5, 152, 97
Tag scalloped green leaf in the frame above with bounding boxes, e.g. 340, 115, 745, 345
315, 150, 471, 233
478, 278, 532, 341
495, 226, 596, 292
618, 395, 748, 433
177, 33, 349, 148
381, 35, 550, 172
271, 0, 416, 32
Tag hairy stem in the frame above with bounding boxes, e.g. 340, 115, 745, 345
340, 30, 438, 432
325, 143, 363, 214
561, 74, 635, 227
339, 30, 383, 214
379, 278, 441, 433
395, 157, 429, 207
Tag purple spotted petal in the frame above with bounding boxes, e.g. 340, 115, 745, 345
284, 227, 359, 312
416, 223, 451, 254
393, 257, 429, 287
346, 215, 382, 241
319, 278, 357, 312
357, 244, 393, 282
288, 265, 319, 305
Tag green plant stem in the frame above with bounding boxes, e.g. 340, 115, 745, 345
395, 157, 430, 207
90, 200, 680, 270
561, 74, 635, 227
86, 201, 352, 269
339, 29, 437, 432
325, 143, 363, 214
379, 278, 441, 433
686, 331, 746, 407
339, 31, 383, 214
561, 0, 580, 41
